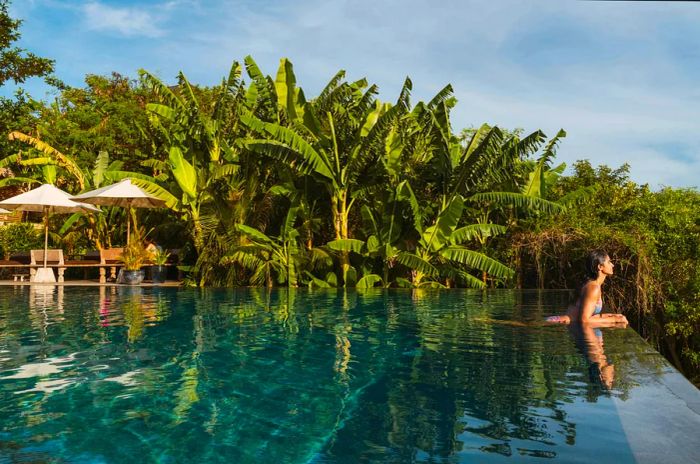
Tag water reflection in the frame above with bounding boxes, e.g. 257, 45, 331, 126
97, 286, 171, 341
24, 285, 65, 341
570, 324, 616, 394
0, 288, 679, 463
28, 284, 64, 312
98, 285, 117, 327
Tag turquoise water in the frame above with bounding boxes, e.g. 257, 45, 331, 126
0, 287, 696, 463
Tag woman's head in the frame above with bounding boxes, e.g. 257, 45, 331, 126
585, 250, 611, 279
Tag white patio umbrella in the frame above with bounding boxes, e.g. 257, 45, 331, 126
71, 178, 166, 244
0, 184, 99, 281
0, 208, 9, 213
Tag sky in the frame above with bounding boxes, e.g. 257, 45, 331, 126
4, 0, 700, 189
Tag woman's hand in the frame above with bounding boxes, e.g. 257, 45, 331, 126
583, 313, 628, 328
600, 313, 628, 327
602, 313, 628, 323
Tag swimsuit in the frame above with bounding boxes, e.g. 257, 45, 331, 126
546, 296, 603, 323
592, 297, 604, 337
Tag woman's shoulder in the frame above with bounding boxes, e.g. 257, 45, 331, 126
582, 281, 602, 296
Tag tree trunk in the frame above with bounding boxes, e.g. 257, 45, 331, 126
333, 191, 351, 286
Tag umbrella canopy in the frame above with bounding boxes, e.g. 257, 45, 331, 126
71, 179, 166, 243
0, 184, 99, 214
0, 184, 99, 276
0, 208, 9, 213
72, 179, 166, 208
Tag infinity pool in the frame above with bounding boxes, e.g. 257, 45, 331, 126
0, 287, 698, 463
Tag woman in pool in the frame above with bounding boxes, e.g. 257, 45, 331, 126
546, 250, 628, 327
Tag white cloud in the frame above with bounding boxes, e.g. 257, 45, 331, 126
82, 2, 164, 38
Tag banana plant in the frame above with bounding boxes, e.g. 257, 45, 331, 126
467, 129, 596, 216
354, 180, 418, 287
123, 57, 317, 286
396, 193, 513, 287
3, 131, 86, 190
113, 61, 246, 256
222, 206, 306, 287
242, 68, 409, 285
245, 56, 290, 124
350, 84, 487, 287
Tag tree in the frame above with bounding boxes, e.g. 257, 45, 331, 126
0, 0, 54, 87
32, 73, 157, 172
117, 64, 246, 255
243, 66, 408, 286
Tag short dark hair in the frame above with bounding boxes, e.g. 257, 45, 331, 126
585, 250, 608, 280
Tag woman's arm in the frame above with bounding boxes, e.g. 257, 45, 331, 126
579, 284, 628, 327
583, 317, 628, 328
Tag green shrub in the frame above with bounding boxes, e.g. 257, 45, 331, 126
0, 223, 43, 259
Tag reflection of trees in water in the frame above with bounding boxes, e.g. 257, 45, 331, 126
115, 287, 172, 343
323, 290, 658, 460
0, 288, 673, 462
325, 289, 580, 459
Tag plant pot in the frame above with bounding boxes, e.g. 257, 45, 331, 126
150, 265, 167, 284
120, 269, 145, 285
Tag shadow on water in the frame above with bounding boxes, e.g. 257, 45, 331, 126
0, 288, 680, 463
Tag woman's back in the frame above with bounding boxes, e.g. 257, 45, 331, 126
566, 281, 603, 321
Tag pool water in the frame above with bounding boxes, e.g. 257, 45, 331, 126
0, 287, 698, 463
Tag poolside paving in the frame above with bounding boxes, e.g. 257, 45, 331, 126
0, 279, 181, 287
615, 358, 700, 463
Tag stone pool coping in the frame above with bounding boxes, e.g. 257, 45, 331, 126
614, 335, 700, 464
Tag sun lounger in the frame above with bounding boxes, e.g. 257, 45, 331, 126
30, 249, 65, 282
99, 248, 124, 283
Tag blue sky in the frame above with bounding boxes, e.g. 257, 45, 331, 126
4, 0, 700, 188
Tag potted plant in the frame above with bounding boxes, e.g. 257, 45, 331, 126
150, 248, 170, 284
119, 240, 149, 285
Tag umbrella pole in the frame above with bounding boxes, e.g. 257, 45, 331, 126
126, 199, 132, 245
43, 206, 49, 269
